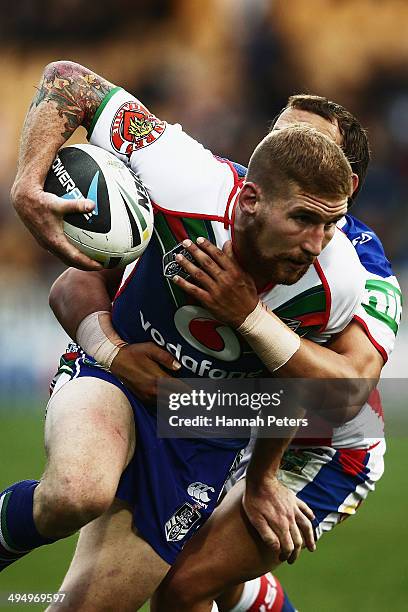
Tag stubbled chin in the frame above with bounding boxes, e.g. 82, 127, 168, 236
277, 264, 310, 285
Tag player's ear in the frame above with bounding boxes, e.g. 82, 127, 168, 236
351, 173, 359, 196
239, 182, 261, 216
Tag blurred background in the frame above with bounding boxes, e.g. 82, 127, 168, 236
0, 0, 407, 609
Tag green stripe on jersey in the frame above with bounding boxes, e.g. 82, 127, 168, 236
153, 213, 186, 307
153, 214, 221, 308
204, 220, 217, 245
87, 86, 122, 139
275, 286, 326, 319
182, 217, 210, 244
154, 212, 178, 254
154, 214, 218, 258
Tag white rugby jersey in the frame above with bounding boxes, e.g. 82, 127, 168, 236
87, 88, 392, 450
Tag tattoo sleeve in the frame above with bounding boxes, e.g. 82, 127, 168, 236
13, 61, 116, 189
30, 61, 114, 139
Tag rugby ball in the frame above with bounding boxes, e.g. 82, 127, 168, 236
44, 144, 154, 268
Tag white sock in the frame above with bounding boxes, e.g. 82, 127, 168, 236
228, 577, 261, 612
211, 603, 219, 612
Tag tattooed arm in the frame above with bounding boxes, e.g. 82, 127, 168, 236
11, 61, 115, 270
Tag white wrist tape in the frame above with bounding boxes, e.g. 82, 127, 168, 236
237, 301, 301, 371
76, 311, 128, 369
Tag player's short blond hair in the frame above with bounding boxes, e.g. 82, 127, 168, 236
247, 124, 352, 202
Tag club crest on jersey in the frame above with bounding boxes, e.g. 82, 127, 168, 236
174, 305, 241, 361
111, 100, 166, 155
165, 502, 201, 542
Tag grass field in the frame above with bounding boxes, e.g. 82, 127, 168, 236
0, 408, 407, 611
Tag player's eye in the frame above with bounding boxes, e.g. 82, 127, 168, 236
293, 215, 310, 225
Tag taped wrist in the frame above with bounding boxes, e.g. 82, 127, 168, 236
76, 311, 128, 369
237, 301, 301, 371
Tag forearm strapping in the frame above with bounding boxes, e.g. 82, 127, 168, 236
76, 311, 128, 369
237, 301, 301, 372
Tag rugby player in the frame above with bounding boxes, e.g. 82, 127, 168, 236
151, 100, 401, 611
2, 62, 395, 610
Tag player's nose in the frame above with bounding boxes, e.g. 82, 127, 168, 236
301, 225, 326, 257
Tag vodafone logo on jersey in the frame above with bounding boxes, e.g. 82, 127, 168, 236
174, 306, 241, 362
139, 308, 262, 378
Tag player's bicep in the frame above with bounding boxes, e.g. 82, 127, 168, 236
50, 267, 123, 309
75, 267, 124, 301
39, 61, 117, 135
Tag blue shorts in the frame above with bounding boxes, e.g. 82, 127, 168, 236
50, 345, 245, 564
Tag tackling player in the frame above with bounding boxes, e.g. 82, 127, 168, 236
152, 98, 401, 611
2, 65, 396, 605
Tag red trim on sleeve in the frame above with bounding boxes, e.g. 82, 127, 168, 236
214, 156, 240, 183
149, 156, 243, 225
223, 182, 242, 229
313, 259, 331, 332
353, 315, 388, 363
212, 157, 245, 229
